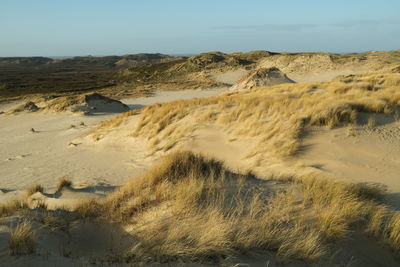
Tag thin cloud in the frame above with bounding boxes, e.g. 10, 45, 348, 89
211, 23, 318, 32
332, 19, 400, 27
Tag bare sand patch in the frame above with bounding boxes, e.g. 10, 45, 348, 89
297, 116, 400, 208
211, 68, 248, 85
0, 88, 228, 197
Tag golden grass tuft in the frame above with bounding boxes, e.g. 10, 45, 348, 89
56, 178, 72, 192
74, 152, 327, 261
73, 151, 400, 262
0, 199, 28, 218
1, 152, 400, 263
26, 184, 44, 196
8, 220, 36, 255
367, 117, 377, 128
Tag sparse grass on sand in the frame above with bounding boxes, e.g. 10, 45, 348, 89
2, 68, 400, 264
91, 69, 400, 167
26, 184, 43, 196
8, 220, 36, 255
56, 178, 72, 192
0, 151, 400, 264
78, 69, 400, 263
74, 152, 399, 263
0, 200, 28, 217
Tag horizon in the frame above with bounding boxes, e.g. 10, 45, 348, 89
1, 49, 397, 59
1, 0, 400, 57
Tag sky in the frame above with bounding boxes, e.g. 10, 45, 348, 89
1, 0, 400, 57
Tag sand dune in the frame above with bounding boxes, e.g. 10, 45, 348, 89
212, 68, 248, 85
87, 68, 400, 206
258, 50, 400, 82
0, 88, 226, 193
2, 51, 400, 266
229, 67, 295, 92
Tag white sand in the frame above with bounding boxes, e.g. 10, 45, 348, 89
0, 87, 227, 199
182, 125, 258, 173
297, 117, 400, 208
121, 87, 227, 108
0, 112, 142, 191
211, 69, 248, 85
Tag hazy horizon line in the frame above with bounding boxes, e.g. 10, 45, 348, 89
1, 49, 398, 58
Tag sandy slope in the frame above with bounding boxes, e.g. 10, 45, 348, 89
1, 90, 400, 266
0, 112, 142, 190
182, 125, 258, 173
84, 107, 400, 211
297, 116, 400, 209
0, 87, 227, 203
211, 69, 248, 85
121, 87, 227, 107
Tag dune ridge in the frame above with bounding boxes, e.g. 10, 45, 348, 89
2, 50, 400, 266
93, 68, 400, 171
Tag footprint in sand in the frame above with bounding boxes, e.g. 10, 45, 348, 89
4, 154, 31, 161
15, 153, 31, 159
68, 142, 81, 147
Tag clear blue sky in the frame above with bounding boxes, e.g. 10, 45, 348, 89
1, 0, 399, 56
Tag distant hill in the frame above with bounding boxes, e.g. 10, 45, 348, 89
1, 50, 399, 99
0, 53, 175, 98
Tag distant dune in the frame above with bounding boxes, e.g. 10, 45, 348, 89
229, 67, 295, 92
2, 50, 399, 99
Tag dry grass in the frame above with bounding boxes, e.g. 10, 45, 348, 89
1, 152, 400, 263
0, 199, 28, 217
72, 151, 400, 263
56, 178, 72, 192
367, 117, 377, 128
26, 184, 43, 196
83, 151, 326, 261
92, 69, 400, 168
2, 68, 400, 263
8, 220, 36, 255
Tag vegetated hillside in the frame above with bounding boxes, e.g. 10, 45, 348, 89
258, 50, 400, 82
0, 53, 174, 99
94, 66, 400, 170
2, 50, 400, 100
1, 151, 399, 266
114, 51, 273, 90
0, 57, 53, 66
0, 51, 275, 99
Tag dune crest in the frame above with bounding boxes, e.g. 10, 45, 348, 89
230, 67, 295, 92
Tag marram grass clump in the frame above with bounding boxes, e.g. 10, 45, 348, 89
74, 151, 400, 263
